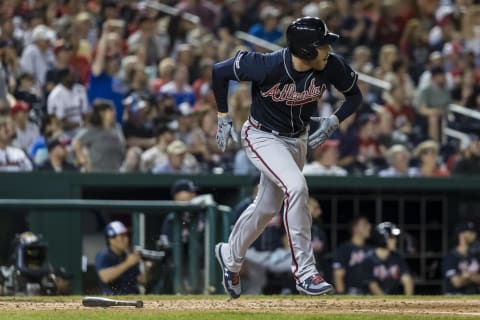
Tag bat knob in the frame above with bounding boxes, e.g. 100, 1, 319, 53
136, 300, 144, 308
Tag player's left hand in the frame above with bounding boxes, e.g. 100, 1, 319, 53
308, 115, 339, 148
216, 113, 238, 152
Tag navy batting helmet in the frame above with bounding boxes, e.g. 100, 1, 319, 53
286, 16, 339, 60
372, 222, 401, 248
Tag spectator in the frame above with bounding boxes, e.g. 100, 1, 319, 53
0, 111, 33, 172
451, 69, 480, 110
462, 5, 480, 57
417, 51, 454, 92
11, 100, 40, 152
362, 222, 414, 295
152, 140, 200, 174
340, 0, 375, 51
0, 39, 20, 94
374, 44, 398, 81
88, 23, 126, 124
72, 100, 125, 172
140, 124, 176, 172
159, 64, 195, 109
378, 83, 415, 147
95, 221, 150, 295
399, 19, 430, 83
13, 73, 42, 117
384, 60, 416, 104
429, 6, 456, 52
248, 6, 282, 46
159, 179, 205, 293
452, 137, 480, 175
443, 221, 480, 295
150, 58, 175, 93
47, 68, 89, 137
414, 66, 452, 142
120, 146, 142, 173
122, 96, 155, 149
45, 40, 74, 95
29, 115, 63, 166
351, 46, 374, 75
303, 140, 348, 176
350, 113, 383, 175
378, 144, 418, 177
38, 135, 76, 172
127, 12, 168, 67
218, 0, 255, 42
333, 216, 371, 295
414, 140, 450, 177
19, 25, 55, 87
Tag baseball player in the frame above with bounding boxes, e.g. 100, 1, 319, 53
362, 222, 414, 295
443, 221, 480, 295
332, 215, 371, 294
212, 16, 362, 298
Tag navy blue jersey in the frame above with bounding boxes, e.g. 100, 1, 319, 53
231, 49, 357, 133
443, 249, 480, 294
95, 248, 140, 295
362, 250, 409, 294
333, 242, 370, 293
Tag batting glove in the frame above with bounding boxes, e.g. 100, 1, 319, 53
308, 115, 339, 149
216, 113, 238, 152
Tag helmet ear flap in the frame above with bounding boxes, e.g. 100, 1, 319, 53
290, 45, 318, 60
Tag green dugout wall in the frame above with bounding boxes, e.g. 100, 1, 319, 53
0, 172, 479, 294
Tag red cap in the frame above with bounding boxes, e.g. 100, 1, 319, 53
11, 100, 29, 114
314, 139, 340, 156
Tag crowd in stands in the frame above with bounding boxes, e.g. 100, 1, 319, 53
0, 0, 479, 175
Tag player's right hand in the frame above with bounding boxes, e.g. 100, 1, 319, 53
216, 113, 238, 152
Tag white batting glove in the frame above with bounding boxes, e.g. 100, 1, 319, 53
308, 115, 339, 149
216, 113, 238, 152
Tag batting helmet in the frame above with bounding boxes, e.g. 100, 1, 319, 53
372, 222, 401, 248
286, 16, 339, 60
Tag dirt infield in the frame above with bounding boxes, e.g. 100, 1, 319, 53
0, 297, 479, 317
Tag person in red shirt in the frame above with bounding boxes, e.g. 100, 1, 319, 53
379, 83, 414, 143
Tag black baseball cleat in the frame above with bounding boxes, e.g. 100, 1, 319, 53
215, 243, 241, 299
296, 274, 333, 295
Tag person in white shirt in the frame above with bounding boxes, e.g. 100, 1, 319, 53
303, 140, 348, 176
0, 111, 33, 172
378, 144, 419, 177
140, 124, 175, 172
47, 68, 89, 137
10, 100, 40, 152
19, 25, 55, 87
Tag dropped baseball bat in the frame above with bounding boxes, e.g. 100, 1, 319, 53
82, 296, 143, 308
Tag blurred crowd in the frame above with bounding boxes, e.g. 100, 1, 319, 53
0, 0, 479, 175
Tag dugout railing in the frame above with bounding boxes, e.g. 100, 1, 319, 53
0, 197, 231, 295
1, 173, 480, 294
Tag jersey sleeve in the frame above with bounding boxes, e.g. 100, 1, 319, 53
332, 245, 348, 270
232, 51, 268, 84
326, 54, 358, 93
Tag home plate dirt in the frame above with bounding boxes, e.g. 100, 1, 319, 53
0, 297, 479, 317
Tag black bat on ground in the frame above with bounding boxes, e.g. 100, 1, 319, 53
82, 296, 143, 308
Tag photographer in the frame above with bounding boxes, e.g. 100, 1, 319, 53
95, 221, 149, 295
